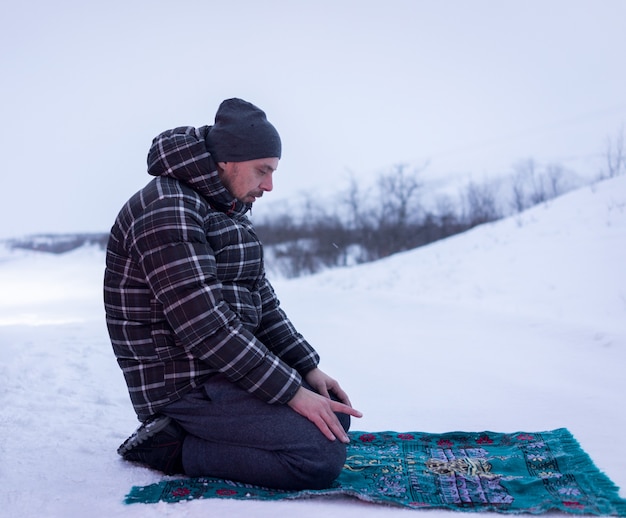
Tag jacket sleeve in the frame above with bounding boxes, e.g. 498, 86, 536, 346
129, 195, 302, 405
255, 279, 320, 375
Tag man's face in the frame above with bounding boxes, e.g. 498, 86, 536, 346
217, 157, 279, 204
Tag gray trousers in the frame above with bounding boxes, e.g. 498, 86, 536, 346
162, 374, 351, 490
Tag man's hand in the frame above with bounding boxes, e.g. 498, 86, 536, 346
287, 368, 362, 443
304, 367, 353, 406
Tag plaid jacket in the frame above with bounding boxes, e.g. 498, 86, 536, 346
104, 126, 319, 421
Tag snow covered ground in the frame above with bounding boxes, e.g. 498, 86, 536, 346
1, 176, 625, 518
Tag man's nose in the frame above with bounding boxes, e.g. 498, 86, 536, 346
261, 173, 273, 192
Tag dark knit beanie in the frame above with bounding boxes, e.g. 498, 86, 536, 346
207, 98, 282, 162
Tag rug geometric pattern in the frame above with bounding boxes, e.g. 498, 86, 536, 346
125, 428, 626, 516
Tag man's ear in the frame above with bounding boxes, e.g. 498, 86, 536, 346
216, 162, 229, 174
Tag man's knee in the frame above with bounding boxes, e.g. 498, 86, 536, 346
309, 445, 347, 489
294, 412, 350, 489
288, 438, 347, 490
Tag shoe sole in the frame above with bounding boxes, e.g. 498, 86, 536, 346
117, 416, 173, 456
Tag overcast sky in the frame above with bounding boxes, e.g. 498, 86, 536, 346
1, 0, 625, 238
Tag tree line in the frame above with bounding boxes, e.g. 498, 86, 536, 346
6, 127, 624, 269
255, 127, 625, 278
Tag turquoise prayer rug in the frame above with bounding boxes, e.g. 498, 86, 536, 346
125, 428, 626, 515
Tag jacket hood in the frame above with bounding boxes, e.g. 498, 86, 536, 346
146, 125, 250, 215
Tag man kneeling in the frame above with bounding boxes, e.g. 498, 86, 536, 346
104, 98, 361, 490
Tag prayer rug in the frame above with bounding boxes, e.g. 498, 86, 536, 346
124, 428, 626, 515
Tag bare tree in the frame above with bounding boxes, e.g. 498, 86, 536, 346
340, 173, 370, 231
511, 158, 549, 212
434, 194, 463, 236
544, 163, 566, 199
604, 126, 625, 178
372, 163, 426, 257
462, 180, 500, 226
376, 163, 424, 227
511, 160, 531, 213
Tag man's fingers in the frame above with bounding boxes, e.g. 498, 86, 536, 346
330, 399, 363, 418
287, 386, 363, 443
312, 402, 356, 443
331, 385, 352, 407
321, 409, 350, 443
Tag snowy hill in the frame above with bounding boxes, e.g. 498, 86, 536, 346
289, 176, 626, 331
0, 176, 624, 517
